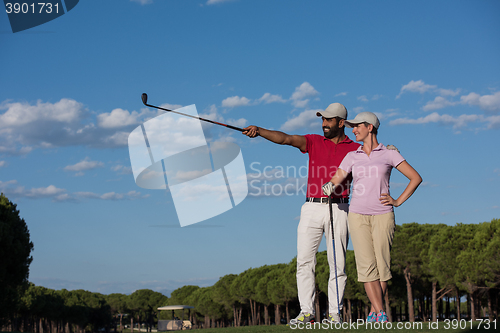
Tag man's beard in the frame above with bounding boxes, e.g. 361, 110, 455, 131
323, 125, 341, 139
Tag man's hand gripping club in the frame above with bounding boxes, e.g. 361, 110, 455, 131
322, 181, 336, 197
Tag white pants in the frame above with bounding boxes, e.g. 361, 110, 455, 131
296, 201, 349, 316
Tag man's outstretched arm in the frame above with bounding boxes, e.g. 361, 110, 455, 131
243, 125, 307, 152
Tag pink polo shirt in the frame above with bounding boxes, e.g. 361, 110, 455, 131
339, 144, 405, 215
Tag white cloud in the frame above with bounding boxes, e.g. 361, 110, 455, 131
396, 81, 500, 114
0, 98, 83, 127
102, 131, 130, 146
54, 193, 73, 201
0, 180, 17, 186
74, 191, 148, 201
222, 96, 251, 108
97, 108, 141, 128
64, 157, 104, 172
159, 103, 183, 112
134, 109, 207, 158
292, 99, 310, 108
25, 185, 66, 197
414, 181, 439, 188
219, 82, 319, 115
98, 106, 172, 129
174, 169, 213, 183
226, 118, 248, 128
206, 0, 234, 5
389, 108, 500, 133
0, 180, 66, 199
291, 82, 319, 100
174, 182, 230, 203
460, 93, 481, 105
335, 92, 347, 97
422, 96, 457, 111
73, 191, 100, 199
258, 93, 287, 104
357, 94, 380, 102
199, 104, 247, 138
484, 115, 500, 129
0, 146, 33, 155
0, 98, 143, 151
0, 179, 148, 202
111, 165, 133, 175
373, 112, 386, 122
200, 104, 222, 122
460, 91, 500, 113
280, 109, 321, 132
100, 192, 125, 200
384, 109, 400, 118
389, 112, 481, 129
438, 88, 461, 97
288, 82, 320, 108
396, 80, 461, 100
130, 0, 153, 5
0, 161, 6, 167
397, 80, 437, 98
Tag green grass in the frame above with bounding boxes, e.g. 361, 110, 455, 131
187, 320, 496, 332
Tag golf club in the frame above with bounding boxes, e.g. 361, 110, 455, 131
141, 93, 246, 132
329, 195, 342, 319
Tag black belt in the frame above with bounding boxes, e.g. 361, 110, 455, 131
306, 197, 349, 204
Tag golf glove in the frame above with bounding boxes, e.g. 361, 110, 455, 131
322, 182, 335, 196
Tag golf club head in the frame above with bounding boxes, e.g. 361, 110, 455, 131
141, 93, 148, 105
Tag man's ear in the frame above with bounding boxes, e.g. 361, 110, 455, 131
338, 119, 345, 128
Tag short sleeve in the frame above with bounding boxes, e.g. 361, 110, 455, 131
339, 151, 354, 173
303, 134, 313, 154
389, 150, 405, 167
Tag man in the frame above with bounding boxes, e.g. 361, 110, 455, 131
242, 103, 360, 324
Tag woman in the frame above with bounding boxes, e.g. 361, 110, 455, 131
322, 112, 422, 323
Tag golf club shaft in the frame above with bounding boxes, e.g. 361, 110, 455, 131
141, 93, 245, 132
329, 196, 341, 316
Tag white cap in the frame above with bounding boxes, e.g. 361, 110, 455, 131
316, 103, 347, 119
345, 112, 380, 129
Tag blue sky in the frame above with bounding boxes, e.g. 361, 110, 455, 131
1, 0, 499, 296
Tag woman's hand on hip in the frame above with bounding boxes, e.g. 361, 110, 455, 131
380, 193, 398, 207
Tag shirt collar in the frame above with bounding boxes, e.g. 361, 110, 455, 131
323, 135, 354, 144
355, 143, 385, 153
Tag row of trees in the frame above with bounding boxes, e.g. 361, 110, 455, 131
166, 220, 500, 327
391, 220, 500, 322
4, 219, 500, 332
1, 191, 499, 331
1, 285, 169, 333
